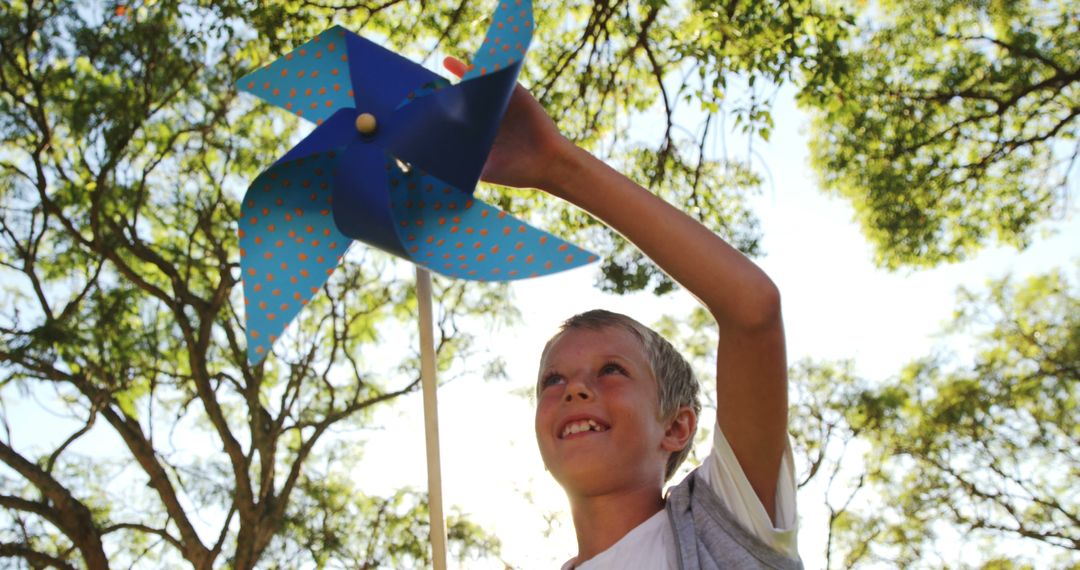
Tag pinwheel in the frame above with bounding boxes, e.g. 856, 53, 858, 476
235, 1, 594, 567
235, 0, 596, 364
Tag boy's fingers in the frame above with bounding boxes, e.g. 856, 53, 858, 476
442, 55, 467, 78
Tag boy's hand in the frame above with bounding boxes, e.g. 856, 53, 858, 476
443, 56, 569, 193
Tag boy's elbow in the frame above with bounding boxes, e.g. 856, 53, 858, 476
748, 277, 783, 330
719, 275, 783, 332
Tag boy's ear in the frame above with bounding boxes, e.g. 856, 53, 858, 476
661, 406, 697, 453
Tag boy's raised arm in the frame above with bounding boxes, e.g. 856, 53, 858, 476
548, 145, 788, 519
445, 58, 789, 519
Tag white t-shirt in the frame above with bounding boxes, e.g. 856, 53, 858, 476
561, 425, 799, 569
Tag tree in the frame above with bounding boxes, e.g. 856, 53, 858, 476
791, 268, 1079, 568
801, 0, 1079, 269
0, 0, 854, 566
0, 1, 507, 567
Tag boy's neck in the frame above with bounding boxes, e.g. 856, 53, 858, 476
568, 484, 665, 564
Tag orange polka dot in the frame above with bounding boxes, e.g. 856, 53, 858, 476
258, 301, 267, 310
248, 268, 257, 276
544, 261, 553, 270
267, 313, 276, 321
507, 255, 516, 262
565, 255, 574, 263
515, 242, 524, 250
263, 252, 273, 259
526, 255, 535, 263
298, 253, 308, 261
254, 283, 262, 292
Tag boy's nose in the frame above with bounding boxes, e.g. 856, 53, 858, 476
563, 377, 593, 402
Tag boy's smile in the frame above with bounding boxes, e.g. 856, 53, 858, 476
535, 326, 671, 493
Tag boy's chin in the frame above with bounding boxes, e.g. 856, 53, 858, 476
549, 461, 646, 497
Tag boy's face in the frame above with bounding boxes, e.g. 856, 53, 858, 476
535, 326, 671, 495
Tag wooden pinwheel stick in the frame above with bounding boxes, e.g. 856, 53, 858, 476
416, 266, 448, 570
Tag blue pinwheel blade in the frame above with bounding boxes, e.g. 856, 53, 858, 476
381, 62, 522, 194
236, 27, 357, 125
385, 160, 597, 280
331, 142, 409, 259
379, 0, 535, 194
276, 108, 361, 165
343, 31, 443, 119
236, 26, 444, 125
239, 152, 353, 363
463, 0, 535, 81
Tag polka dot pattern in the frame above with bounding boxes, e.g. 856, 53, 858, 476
463, 0, 534, 81
387, 160, 596, 281
237, 27, 354, 125
239, 152, 352, 363
237, 1, 599, 365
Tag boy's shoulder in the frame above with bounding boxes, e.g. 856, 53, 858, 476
666, 468, 803, 569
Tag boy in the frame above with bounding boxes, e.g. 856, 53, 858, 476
444, 57, 800, 569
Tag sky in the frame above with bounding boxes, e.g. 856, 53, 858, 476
350, 81, 1079, 568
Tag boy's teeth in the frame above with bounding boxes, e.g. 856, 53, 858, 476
562, 419, 608, 437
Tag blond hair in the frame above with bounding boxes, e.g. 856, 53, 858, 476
538, 309, 701, 480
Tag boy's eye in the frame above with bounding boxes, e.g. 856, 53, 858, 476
540, 374, 564, 389
600, 362, 626, 376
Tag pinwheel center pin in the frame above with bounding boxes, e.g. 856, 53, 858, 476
355, 112, 377, 135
